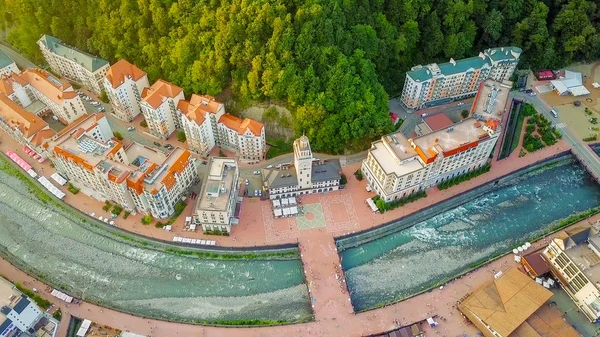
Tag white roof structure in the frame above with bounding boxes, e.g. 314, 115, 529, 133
37, 176, 66, 199
274, 208, 283, 217
290, 206, 298, 215
50, 172, 67, 186
593, 82, 600, 89
50, 289, 73, 303
366, 198, 379, 212
76, 319, 92, 337
288, 197, 297, 205
272, 199, 281, 208
121, 332, 148, 337
283, 208, 290, 216
281, 198, 289, 207
551, 70, 590, 96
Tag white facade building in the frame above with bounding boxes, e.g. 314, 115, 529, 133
140, 79, 184, 139
364, 80, 510, 202
47, 114, 197, 219
217, 114, 266, 163
0, 49, 18, 77
103, 59, 150, 122
37, 35, 109, 94
179, 95, 225, 156
263, 136, 341, 199
193, 157, 240, 233
401, 47, 521, 109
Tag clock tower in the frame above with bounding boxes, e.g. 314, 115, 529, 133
294, 135, 313, 190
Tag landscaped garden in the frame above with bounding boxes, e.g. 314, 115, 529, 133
520, 104, 561, 154
372, 191, 427, 213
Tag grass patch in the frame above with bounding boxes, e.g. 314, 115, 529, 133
372, 191, 427, 213
164, 247, 298, 260
266, 138, 292, 159
438, 163, 491, 190
15, 283, 52, 309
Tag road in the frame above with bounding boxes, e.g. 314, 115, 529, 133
0, 42, 39, 69
514, 92, 600, 178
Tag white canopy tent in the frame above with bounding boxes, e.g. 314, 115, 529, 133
274, 208, 283, 217
366, 198, 379, 212
281, 198, 289, 207
273, 199, 281, 208
37, 176, 66, 199
288, 197, 297, 205
50, 172, 68, 186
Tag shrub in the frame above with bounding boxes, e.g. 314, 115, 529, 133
585, 108, 593, 116
525, 124, 536, 133
583, 135, 598, 142
114, 132, 123, 140
111, 204, 123, 216
518, 149, 526, 157
522, 104, 537, 117
102, 204, 110, 212
123, 211, 130, 219
219, 149, 225, 157
15, 284, 52, 309
99, 90, 109, 103
438, 163, 492, 190
140, 120, 148, 128
375, 191, 427, 213
354, 169, 363, 181
141, 215, 153, 225
592, 117, 598, 125
53, 309, 62, 321
70, 82, 81, 89
177, 130, 186, 142
155, 222, 166, 228
67, 183, 80, 194
461, 110, 469, 118
340, 174, 347, 185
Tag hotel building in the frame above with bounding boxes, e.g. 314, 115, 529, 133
103, 60, 149, 122
542, 224, 600, 322
178, 94, 224, 156
37, 35, 109, 94
193, 157, 240, 233
400, 47, 521, 109
216, 114, 265, 163
140, 79, 184, 139
262, 135, 341, 199
0, 49, 18, 77
179, 95, 266, 163
47, 114, 198, 219
0, 69, 87, 124
363, 79, 510, 202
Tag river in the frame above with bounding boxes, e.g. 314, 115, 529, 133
339, 160, 600, 312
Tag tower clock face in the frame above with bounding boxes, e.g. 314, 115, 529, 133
303, 162, 311, 169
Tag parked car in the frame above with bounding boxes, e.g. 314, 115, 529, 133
421, 113, 429, 117
153, 142, 161, 147
457, 102, 464, 106
165, 144, 174, 150
551, 108, 558, 118
529, 92, 537, 96
266, 164, 274, 168
253, 170, 261, 175
127, 126, 135, 131
245, 179, 249, 185
525, 89, 533, 94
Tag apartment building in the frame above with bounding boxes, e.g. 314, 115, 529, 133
103, 60, 149, 122
0, 49, 18, 77
178, 94, 224, 156
47, 114, 197, 219
542, 224, 600, 323
140, 80, 184, 139
0, 93, 55, 160
0, 69, 87, 124
262, 135, 341, 199
363, 80, 510, 202
217, 114, 265, 163
193, 157, 240, 233
401, 47, 521, 109
37, 35, 109, 94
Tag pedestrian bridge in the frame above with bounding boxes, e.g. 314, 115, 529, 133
571, 145, 600, 183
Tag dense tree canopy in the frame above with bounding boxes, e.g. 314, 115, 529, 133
0, 0, 598, 153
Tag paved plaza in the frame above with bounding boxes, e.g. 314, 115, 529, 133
296, 203, 326, 230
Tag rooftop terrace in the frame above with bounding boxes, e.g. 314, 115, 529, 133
197, 158, 237, 212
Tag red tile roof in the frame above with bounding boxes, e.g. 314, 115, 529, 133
485, 118, 501, 131
141, 79, 183, 109
0, 94, 48, 138
218, 114, 263, 136
106, 59, 147, 89
424, 113, 454, 131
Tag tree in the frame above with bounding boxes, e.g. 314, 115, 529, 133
99, 90, 109, 103
114, 132, 123, 140
141, 215, 152, 225
140, 120, 148, 128
177, 131, 186, 142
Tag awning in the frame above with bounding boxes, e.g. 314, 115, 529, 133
273, 199, 281, 208
51, 172, 68, 186
274, 208, 283, 217
281, 198, 289, 206
283, 208, 290, 216
290, 206, 298, 214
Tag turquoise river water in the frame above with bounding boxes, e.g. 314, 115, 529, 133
0, 167, 312, 323
339, 161, 600, 312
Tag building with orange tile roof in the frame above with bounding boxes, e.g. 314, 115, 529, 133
18, 69, 87, 124
103, 60, 150, 122
362, 79, 510, 202
38, 35, 109, 94
179, 94, 225, 156
140, 79, 184, 139
217, 113, 266, 163
47, 114, 198, 218
0, 93, 54, 160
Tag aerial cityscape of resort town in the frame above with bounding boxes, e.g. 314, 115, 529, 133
2, 28, 600, 337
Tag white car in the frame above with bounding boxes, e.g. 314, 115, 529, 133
457, 102, 464, 106
266, 165, 274, 168
245, 179, 249, 185
253, 170, 261, 175
127, 126, 135, 131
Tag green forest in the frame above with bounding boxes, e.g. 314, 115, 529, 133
0, 0, 598, 153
